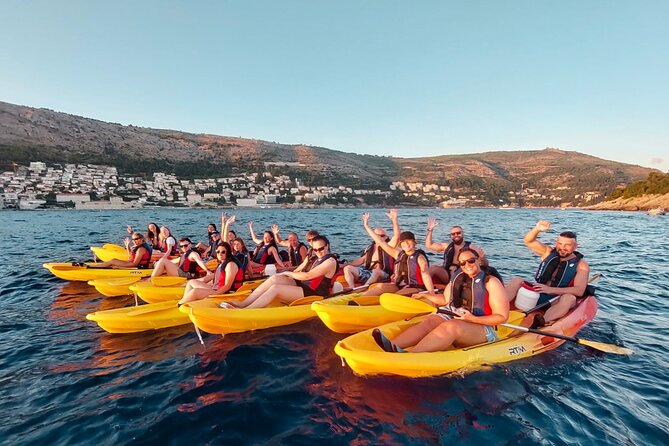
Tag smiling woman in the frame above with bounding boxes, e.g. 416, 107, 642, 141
372, 247, 509, 353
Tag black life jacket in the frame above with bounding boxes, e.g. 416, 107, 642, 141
300, 253, 340, 297
130, 242, 153, 269
253, 244, 277, 265
442, 241, 471, 270
233, 252, 249, 276
362, 240, 394, 275
288, 242, 308, 267
450, 270, 491, 316
534, 249, 583, 288
394, 249, 429, 289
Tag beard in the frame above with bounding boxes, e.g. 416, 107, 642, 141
452, 236, 464, 245
557, 249, 572, 258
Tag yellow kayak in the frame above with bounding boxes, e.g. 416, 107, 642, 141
180, 290, 366, 335
86, 290, 252, 333
88, 276, 188, 297
90, 244, 127, 262
311, 294, 420, 333
43, 263, 153, 281
130, 277, 267, 304
335, 296, 598, 378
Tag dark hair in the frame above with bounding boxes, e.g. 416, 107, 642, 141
262, 231, 277, 247
399, 231, 416, 242
179, 237, 192, 244
232, 237, 248, 253
457, 247, 480, 261
208, 223, 218, 232
215, 241, 232, 261
311, 235, 329, 247
559, 231, 577, 240
228, 230, 237, 237
147, 223, 159, 242
306, 229, 320, 239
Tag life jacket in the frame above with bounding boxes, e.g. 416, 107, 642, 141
394, 249, 429, 289
362, 240, 395, 275
442, 241, 471, 270
534, 249, 583, 288
233, 252, 249, 275
288, 242, 308, 267
450, 270, 491, 316
300, 253, 340, 297
130, 242, 153, 269
161, 235, 178, 256
178, 248, 205, 278
303, 248, 317, 271
213, 258, 244, 292
253, 244, 277, 265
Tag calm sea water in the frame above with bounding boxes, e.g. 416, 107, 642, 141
0, 208, 667, 445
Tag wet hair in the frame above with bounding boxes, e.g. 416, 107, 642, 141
179, 237, 192, 244
559, 231, 577, 240
215, 241, 233, 261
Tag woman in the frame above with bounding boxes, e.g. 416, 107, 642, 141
248, 222, 284, 269
359, 212, 434, 297
178, 242, 243, 305
372, 248, 509, 353
151, 237, 209, 279
195, 223, 219, 255
231, 237, 252, 278
223, 235, 338, 309
157, 226, 178, 257
89, 232, 152, 269
127, 222, 160, 249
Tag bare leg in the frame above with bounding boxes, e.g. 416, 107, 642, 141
411, 319, 488, 353
362, 282, 400, 296
365, 269, 387, 286
506, 277, 524, 302
179, 282, 215, 305
234, 275, 297, 308
88, 259, 132, 269
428, 265, 450, 286
544, 294, 576, 322
241, 284, 304, 309
391, 314, 445, 349
343, 265, 360, 288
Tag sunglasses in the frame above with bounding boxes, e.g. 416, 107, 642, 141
312, 246, 327, 253
179, 244, 190, 248
132, 237, 142, 241
458, 258, 477, 266
450, 231, 462, 236
307, 238, 315, 242
216, 250, 227, 255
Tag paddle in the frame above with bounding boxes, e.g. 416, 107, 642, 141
378, 294, 633, 355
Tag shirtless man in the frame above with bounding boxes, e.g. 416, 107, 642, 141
507, 220, 590, 324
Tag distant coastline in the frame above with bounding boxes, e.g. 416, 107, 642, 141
585, 193, 669, 212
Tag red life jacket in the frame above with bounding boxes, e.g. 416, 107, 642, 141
178, 249, 205, 278
130, 243, 153, 269
300, 253, 339, 297
213, 259, 244, 292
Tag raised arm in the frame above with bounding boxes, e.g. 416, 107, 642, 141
272, 224, 290, 247
524, 220, 553, 257
425, 217, 448, 252
385, 209, 400, 246
248, 221, 262, 245
222, 214, 236, 243
362, 213, 400, 259
190, 251, 210, 272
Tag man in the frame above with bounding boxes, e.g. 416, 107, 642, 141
272, 225, 309, 269
425, 218, 484, 284
507, 220, 590, 325
342, 211, 399, 288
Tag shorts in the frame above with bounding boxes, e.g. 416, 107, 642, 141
177, 269, 196, 279
436, 308, 499, 343
296, 281, 328, 297
357, 266, 390, 283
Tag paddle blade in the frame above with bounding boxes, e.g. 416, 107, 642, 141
379, 293, 436, 315
579, 339, 634, 355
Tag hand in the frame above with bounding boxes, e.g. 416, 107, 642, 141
272, 224, 279, 234
126, 225, 133, 234
535, 220, 551, 232
385, 208, 398, 221
410, 293, 425, 300
248, 221, 254, 230
226, 215, 236, 225
427, 217, 438, 231
124, 237, 130, 247
362, 213, 370, 227
454, 307, 473, 321
532, 283, 553, 294
221, 212, 227, 222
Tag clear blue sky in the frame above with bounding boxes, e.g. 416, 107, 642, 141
1, 1, 667, 171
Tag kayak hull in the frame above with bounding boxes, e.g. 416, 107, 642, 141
181, 291, 366, 335
311, 294, 419, 333
130, 277, 267, 304
43, 263, 153, 281
334, 296, 598, 378
88, 277, 142, 296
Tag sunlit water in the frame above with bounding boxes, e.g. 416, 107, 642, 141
0, 208, 667, 445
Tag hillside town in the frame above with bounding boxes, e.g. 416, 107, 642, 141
0, 161, 601, 210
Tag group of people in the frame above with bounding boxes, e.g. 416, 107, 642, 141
95, 211, 590, 354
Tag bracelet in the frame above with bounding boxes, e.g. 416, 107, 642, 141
427, 229, 433, 232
